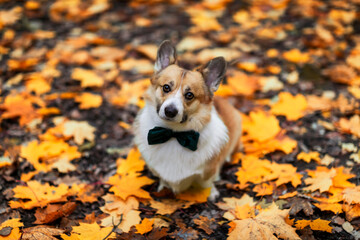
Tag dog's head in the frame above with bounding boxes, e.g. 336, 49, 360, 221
147, 40, 226, 130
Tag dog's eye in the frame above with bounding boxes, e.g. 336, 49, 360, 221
163, 84, 171, 93
185, 92, 194, 100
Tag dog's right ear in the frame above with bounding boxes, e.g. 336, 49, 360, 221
154, 40, 177, 73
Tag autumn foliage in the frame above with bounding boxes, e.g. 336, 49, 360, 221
1, 0, 360, 239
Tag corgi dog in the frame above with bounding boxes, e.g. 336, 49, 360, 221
134, 40, 242, 200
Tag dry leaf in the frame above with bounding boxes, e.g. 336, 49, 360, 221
295, 219, 332, 233
72, 68, 104, 88
63, 120, 96, 145
136, 218, 154, 234
75, 93, 103, 109
271, 92, 308, 121
228, 203, 300, 240
0, 218, 23, 240
22, 225, 64, 240
61, 222, 115, 240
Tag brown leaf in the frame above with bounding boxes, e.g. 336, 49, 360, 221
22, 225, 64, 240
147, 227, 169, 240
34, 202, 77, 224
289, 198, 314, 216
193, 216, 214, 235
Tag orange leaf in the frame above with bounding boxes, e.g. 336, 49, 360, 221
0, 218, 23, 240
282, 49, 310, 63
9, 181, 69, 209
295, 219, 332, 233
297, 151, 321, 163
108, 174, 154, 200
72, 68, 104, 88
136, 218, 154, 234
116, 148, 145, 176
242, 111, 281, 142
271, 92, 308, 121
61, 222, 115, 240
75, 93, 102, 109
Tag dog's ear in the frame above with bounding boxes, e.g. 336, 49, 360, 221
198, 57, 227, 93
154, 40, 177, 73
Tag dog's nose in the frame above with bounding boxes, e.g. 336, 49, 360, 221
164, 105, 178, 118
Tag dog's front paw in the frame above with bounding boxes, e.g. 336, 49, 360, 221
208, 186, 219, 201
157, 180, 167, 192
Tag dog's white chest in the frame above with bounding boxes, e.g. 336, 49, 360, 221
134, 106, 228, 191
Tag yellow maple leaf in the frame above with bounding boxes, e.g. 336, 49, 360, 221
0, 7, 23, 30
271, 92, 308, 121
136, 218, 154, 234
228, 203, 300, 240
63, 120, 96, 145
297, 151, 321, 163
116, 148, 145, 176
25, 73, 51, 95
72, 68, 104, 88
0, 218, 23, 240
348, 86, 360, 99
304, 167, 336, 193
75, 93, 103, 109
101, 194, 139, 215
242, 111, 281, 142
108, 174, 154, 200
61, 222, 115, 240
295, 218, 332, 233
9, 181, 69, 209
314, 202, 343, 214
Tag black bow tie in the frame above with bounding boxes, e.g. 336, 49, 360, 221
147, 127, 199, 151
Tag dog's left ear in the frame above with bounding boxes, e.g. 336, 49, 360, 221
154, 40, 177, 73
198, 57, 227, 93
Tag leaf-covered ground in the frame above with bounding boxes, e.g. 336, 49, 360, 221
1, 0, 360, 239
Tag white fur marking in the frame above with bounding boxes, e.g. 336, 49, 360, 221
134, 105, 229, 193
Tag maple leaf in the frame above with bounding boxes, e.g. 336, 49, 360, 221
150, 199, 192, 215
314, 202, 343, 214
297, 151, 321, 163
25, 73, 52, 95
303, 167, 336, 193
107, 174, 154, 200
169, 219, 199, 240
110, 79, 150, 107
193, 216, 215, 235
271, 92, 308, 121
22, 225, 64, 239
101, 209, 141, 233
101, 194, 139, 215
9, 181, 69, 209
116, 148, 145, 176
253, 182, 275, 196
228, 203, 300, 240
0, 218, 23, 240
289, 198, 314, 216
338, 115, 360, 138
177, 36, 212, 52
61, 222, 115, 240
72, 68, 104, 88
295, 219, 332, 233
75, 93, 103, 109
343, 186, 360, 204
217, 194, 256, 221
186, 6, 222, 32
63, 120, 96, 145
136, 218, 154, 234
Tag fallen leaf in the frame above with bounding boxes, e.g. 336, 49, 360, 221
0, 218, 23, 240
295, 219, 332, 233
282, 49, 310, 63
176, 186, 211, 203
228, 203, 300, 240
22, 225, 64, 240
72, 68, 104, 88
63, 120, 96, 145
271, 92, 308, 121
297, 151, 321, 163
193, 216, 214, 235
61, 222, 115, 240
34, 202, 77, 224
75, 93, 103, 109
136, 218, 154, 234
